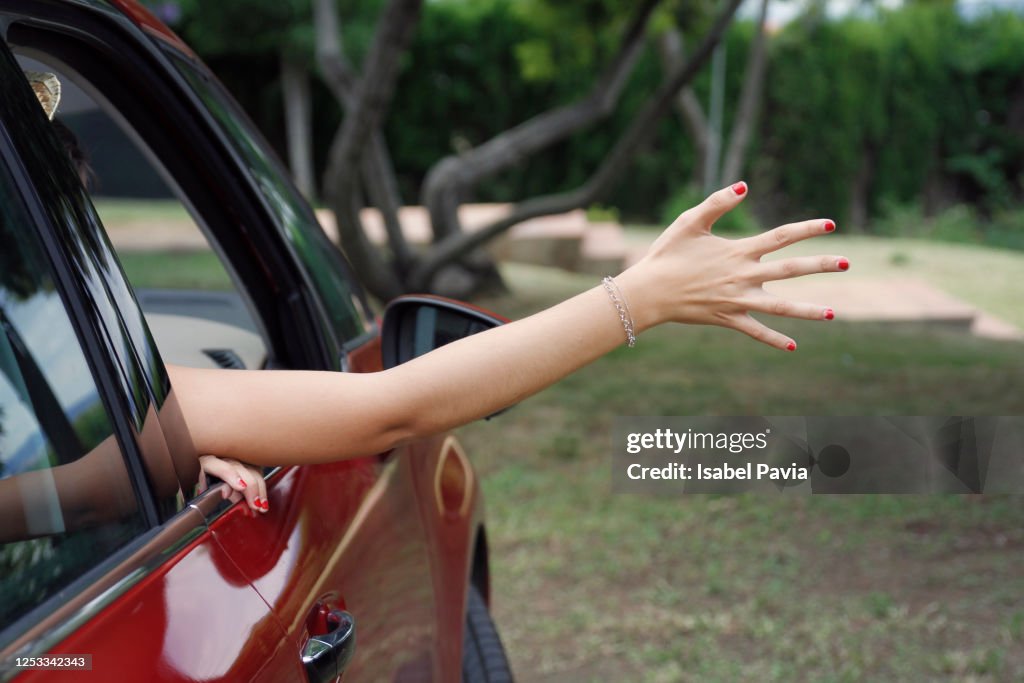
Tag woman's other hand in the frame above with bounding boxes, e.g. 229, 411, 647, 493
197, 454, 269, 514
618, 181, 847, 351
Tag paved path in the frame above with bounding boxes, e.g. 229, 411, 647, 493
763, 277, 1022, 341
105, 203, 1023, 342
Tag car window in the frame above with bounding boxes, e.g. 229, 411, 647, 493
169, 55, 375, 350
0, 159, 146, 632
12, 54, 271, 373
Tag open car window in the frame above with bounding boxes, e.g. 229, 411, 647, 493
11, 53, 270, 372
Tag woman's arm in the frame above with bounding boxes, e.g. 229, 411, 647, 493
170, 184, 846, 466
0, 444, 265, 544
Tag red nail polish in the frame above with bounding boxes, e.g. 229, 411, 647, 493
786, 341, 796, 351
824, 220, 835, 233
731, 182, 747, 196
238, 478, 247, 488
824, 308, 834, 320
838, 258, 849, 271
252, 497, 261, 507
261, 500, 269, 511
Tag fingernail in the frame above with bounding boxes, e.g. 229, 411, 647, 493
838, 258, 850, 271
238, 478, 247, 489
824, 220, 835, 233
261, 500, 269, 511
252, 497, 261, 508
786, 341, 797, 352
731, 181, 747, 196
824, 308, 834, 320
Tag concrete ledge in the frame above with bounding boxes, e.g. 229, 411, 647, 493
317, 204, 628, 273
764, 277, 980, 331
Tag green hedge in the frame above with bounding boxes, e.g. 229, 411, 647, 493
760, 4, 1024, 228
188, 1, 1024, 234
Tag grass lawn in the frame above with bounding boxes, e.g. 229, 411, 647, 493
457, 262, 1024, 682
113, 240, 1024, 681
119, 250, 234, 291
92, 197, 194, 224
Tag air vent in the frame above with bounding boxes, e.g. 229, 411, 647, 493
202, 349, 245, 369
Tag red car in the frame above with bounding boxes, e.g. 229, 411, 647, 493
0, 1, 512, 680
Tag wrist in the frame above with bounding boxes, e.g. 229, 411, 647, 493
609, 263, 661, 334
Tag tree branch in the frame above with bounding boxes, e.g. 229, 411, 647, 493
421, 0, 663, 242
317, 0, 423, 299
721, 0, 770, 184
281, 54, 315, 199
411, 0, 744, 288
656, 28, 711, 187
314, 0, 413, 271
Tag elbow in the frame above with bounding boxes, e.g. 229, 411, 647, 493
368, 368, 430, 453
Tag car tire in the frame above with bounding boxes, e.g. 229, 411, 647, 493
461, 585, 514, 683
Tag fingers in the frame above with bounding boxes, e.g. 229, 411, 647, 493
198, 455, 268, 514
198, 454, 232, 490
728, 314, 797, 352
233, 462, 268, 513
756, 255, 849, 282
728, 294, 836, 350
744, 218, 836, 255
681, 181, 748, 231
251, 466, 269, 514
742, 295, 835, 321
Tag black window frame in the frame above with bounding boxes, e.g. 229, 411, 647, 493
2, 0, 344, 372
0, 29, 162, 649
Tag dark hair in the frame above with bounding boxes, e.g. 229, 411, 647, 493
51, 118, 95, 189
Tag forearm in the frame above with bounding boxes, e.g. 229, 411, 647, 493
387, 270, 654, 439
171, 183, 847, 467
170, 268, 651, 466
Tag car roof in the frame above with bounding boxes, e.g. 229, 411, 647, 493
62, 0, 197, 57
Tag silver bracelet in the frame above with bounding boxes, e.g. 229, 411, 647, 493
601, 276, 636, 348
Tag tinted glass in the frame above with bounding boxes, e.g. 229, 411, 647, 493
0, 160, 145, 630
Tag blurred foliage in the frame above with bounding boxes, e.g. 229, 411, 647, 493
171, 0, 316, 59
762, 3, 1024, 227
169, 0, 1024, 241
876, 200, 1024, 251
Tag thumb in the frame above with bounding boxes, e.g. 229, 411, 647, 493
682, 181, 748, 232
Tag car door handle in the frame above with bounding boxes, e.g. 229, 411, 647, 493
301, 610, 356, 683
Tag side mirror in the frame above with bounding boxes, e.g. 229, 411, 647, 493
381, 295, 508, 371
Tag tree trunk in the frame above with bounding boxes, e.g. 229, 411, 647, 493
281, 53, 316, 200
656, 29, 710, 187
720, 0, 770, 185
315, 0, 422, 300
421, 0, 662, 244
704, 40, 727, 193
848, 144, 876, 231
409, 0, 744, 289
314, 0, 411, 268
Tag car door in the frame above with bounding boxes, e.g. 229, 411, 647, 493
1, 3, 446, 679
162, 35, 446, 683
0, 40, 301, 682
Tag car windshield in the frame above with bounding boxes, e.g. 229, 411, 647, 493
167, 53, 374, 353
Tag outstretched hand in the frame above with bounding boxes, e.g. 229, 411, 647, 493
197, 454, 269, 514
620, 181, 847, 351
